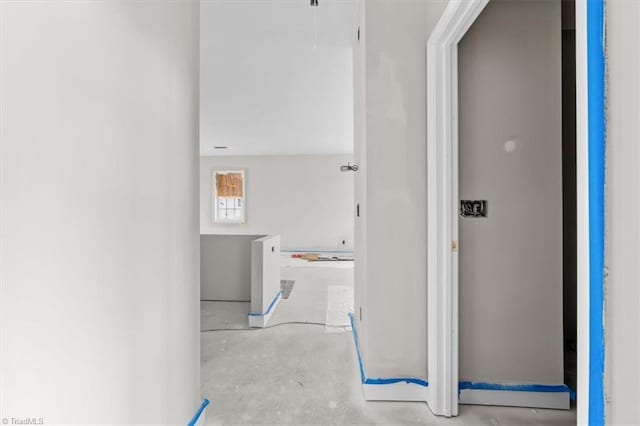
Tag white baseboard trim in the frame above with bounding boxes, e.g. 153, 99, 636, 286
348, 313, 571, 410
459, 389, 571, 410
348, 313, 429, 403
248, 291, 282, 328
363, 382, 428, 402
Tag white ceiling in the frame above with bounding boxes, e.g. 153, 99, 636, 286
200, 0, 358, 156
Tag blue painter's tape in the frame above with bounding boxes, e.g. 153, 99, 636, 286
347, 312, 367, 382
348, 312, 428, 387
365, 377, 429, 387
187, 399, 210, 426
459, 382, 575, 401
587, 0, 606, 424
348, 313, 575, 402
248, 290, 283, 317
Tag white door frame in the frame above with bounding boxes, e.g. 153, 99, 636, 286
426, 0, 603, 422
426, 0, 489, 417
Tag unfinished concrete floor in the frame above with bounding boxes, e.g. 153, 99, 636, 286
200, 256, 576, 425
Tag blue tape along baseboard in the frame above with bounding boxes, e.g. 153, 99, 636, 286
348, 312, 428, 387
459, 382, 575, 401
187, 399, 210, 426
347, 313, 574, 403
248, 290, 283, 317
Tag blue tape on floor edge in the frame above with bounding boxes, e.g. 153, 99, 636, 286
348, 313, 575, 400
587, 0, 606, 424
347, 312, 367, 382
248, 290, 283, 317
459, 382, 576, 401
348, 312, 428, 387
365, 377, 429, 387
187, 399, 210, 426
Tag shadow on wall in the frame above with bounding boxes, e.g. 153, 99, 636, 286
200, 234, 282, 328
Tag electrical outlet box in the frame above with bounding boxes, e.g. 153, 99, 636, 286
460, 200, 488, 218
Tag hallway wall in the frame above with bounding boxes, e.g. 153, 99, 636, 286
0, 1, 201, 423
200, 155, 354, 251
353, 0, 447, 379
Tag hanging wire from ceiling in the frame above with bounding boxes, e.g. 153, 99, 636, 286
314, 8, 318, 48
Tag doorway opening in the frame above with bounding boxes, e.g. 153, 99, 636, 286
197, 1, 358, 423
456, 0, 574, 412
427, 0, 599, 421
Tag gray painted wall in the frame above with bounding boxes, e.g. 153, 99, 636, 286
458, 1, 564, 384
605, 0, 640, 423
201, 235, 264, 301
0, 1, 200, 422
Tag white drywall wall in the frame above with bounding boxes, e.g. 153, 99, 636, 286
0, 1, 200, 424
200, 155, 354, 251
355, 0, 447, 379
458, 1, 564, 384
352, 0, 369, 368
251, 235, 281, 314
605, 1, 640, 423
357, 0, 565, 388
250, 235, 282, 328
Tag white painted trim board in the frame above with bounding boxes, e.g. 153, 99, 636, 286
426, 0, 490, 417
